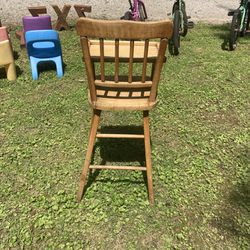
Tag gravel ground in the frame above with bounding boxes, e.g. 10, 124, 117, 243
0, 0, 238, 25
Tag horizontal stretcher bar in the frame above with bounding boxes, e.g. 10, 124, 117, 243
89, 165, 147, 171
96, 133, 144, 139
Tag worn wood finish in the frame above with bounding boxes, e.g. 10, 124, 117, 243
77, 18, 172, 204
100, 38, 105, 82
114, 39, 119, 83
52, 4, 71, 31
128, 40, 134, 83
74, 4, 92, 17
77, 18, 173, 39
81, 37, 97, 102
89, 165, 147, 171
28, 6, 47, 16
142, 39, 149, 82
88, 95, 156, 111
96, 133, 144, 139
95, 79, 152, 88
15, 30, 25, 47
149, 38, 168, 102
143, 110, 154, 204
88, 40, 165, 63
77, 109, 101, 202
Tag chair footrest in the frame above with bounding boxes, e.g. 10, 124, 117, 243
96, 133, 144, 139
89, 165, 147, 171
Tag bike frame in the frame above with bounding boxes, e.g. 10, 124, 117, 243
238, 0, 249, 31
229, 0, 249, 31
128, 0, 147, 21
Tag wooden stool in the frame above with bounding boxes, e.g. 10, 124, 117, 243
28, 6, 47, 16
52, 4, 71, 30
74, 4, 92, 17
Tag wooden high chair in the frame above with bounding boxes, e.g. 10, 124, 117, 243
76, 18, 173, 205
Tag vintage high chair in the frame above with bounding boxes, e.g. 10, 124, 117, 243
76, 18, 173, 204
0, 27, 17, 81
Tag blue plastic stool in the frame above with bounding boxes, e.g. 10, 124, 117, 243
25, 30, 63, 80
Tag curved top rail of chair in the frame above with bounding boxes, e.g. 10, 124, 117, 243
76, 18, 173, 39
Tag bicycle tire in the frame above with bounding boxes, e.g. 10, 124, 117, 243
229, 11, 240, 51
138, 2, 146, 21
172, 2, 188, 37
247, 2, 250, 30
240, 3, 250, 36
173, 9, 181, 55
181, 6, 188, 37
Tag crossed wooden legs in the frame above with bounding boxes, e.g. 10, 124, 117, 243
52, 4, 71, 31
77, 110, 154, 205
28, 6, 47, 16
74, 5, 92, 17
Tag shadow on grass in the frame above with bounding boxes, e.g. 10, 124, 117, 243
83, 125, 148, 193
36, 60, 67, 77
0, 65, 22, 79
212, 147, 250, 242
208, 23, 250, 51
207, 24, 231, 51
168, 40, 176, 56
13, 50, 19, 60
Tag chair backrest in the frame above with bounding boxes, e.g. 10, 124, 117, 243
25, 29, 62, 58
0, 27, 9, 42
23, 15, 52, 33
76, 18, 173, 105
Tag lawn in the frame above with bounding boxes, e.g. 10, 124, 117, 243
0, 23, 249, 249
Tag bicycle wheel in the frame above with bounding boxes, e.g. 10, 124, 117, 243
173, 9, 181, 55
247, 2, 250, 30
229, 10, 240, 51
173, 2, 188, 37
138, 2, 146, 21
181, 6, 188, 37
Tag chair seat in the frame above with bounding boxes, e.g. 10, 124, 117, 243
89, 40, 166, 63
88, 90, 157, 111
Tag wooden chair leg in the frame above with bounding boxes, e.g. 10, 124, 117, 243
143, 110, 154, 205
77, 109, 101, 202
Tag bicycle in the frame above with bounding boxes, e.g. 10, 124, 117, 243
121, 0, 147, 21
171, 0, 194, 55
228, 0, 250, 50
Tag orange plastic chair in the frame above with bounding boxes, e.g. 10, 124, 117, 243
76, 18, 173, 204
0, 27, 17, 81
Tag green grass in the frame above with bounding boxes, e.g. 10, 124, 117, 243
0, 23, 249, 249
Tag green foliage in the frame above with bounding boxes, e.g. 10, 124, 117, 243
0, 23, 249, 249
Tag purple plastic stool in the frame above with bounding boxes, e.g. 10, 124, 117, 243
23, 15, 52, 33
